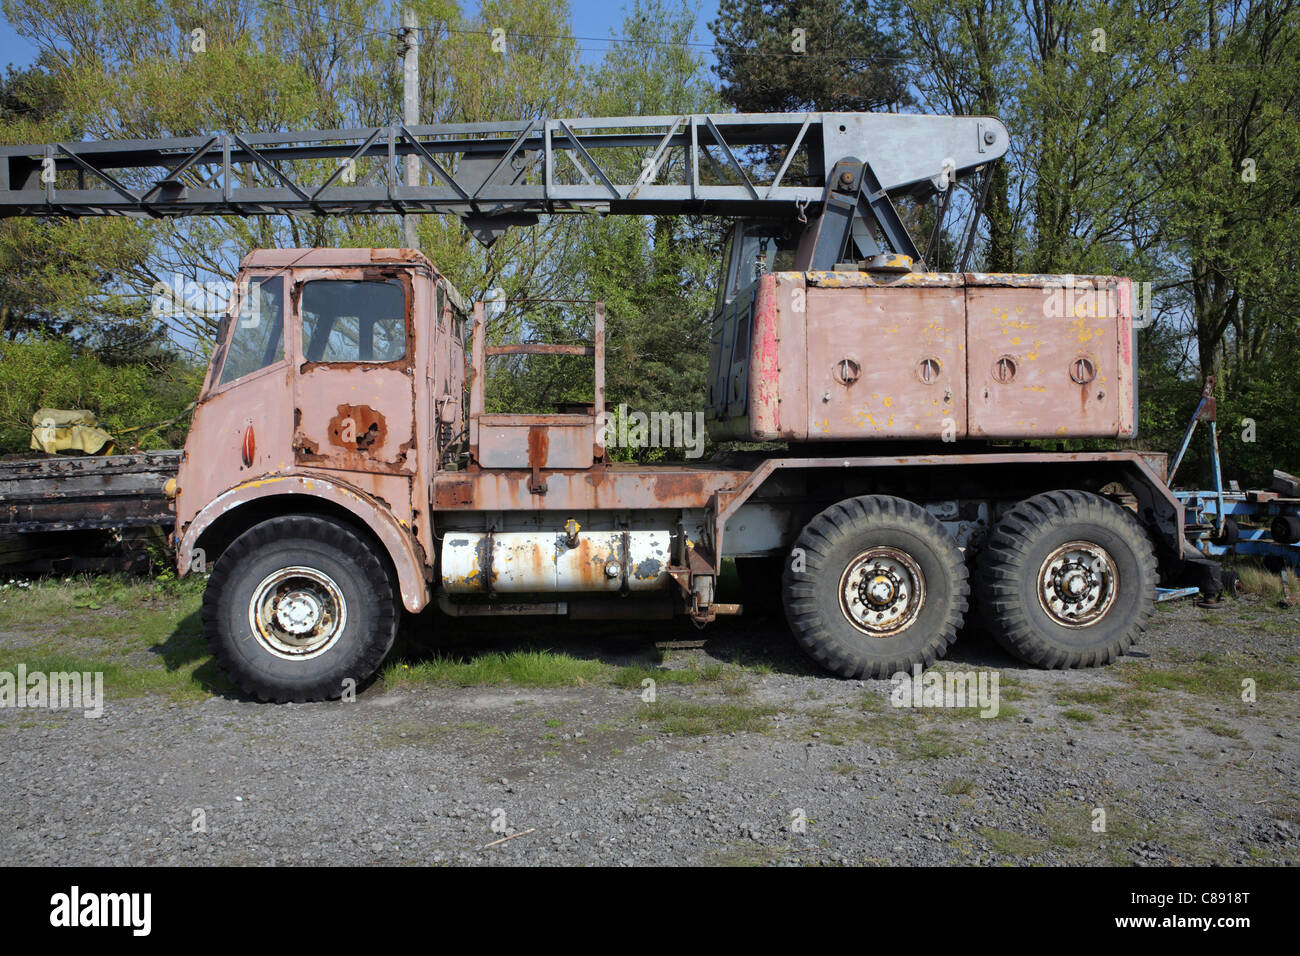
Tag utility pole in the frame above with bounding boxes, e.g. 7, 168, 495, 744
401, 7, 420, 250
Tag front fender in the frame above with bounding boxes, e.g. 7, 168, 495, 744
177, 473, 430, 612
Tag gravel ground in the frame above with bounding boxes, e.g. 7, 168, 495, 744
1, 597, 1296, 866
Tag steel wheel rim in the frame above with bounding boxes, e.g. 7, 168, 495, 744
248, 566, 347, 660
1036, 540, 1118, 628
838, 546, 926, 637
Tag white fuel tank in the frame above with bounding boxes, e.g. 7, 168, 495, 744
441, 530, 673, 594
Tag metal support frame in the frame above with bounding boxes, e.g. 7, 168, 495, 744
0, 112, 1009, 248
1167, 376, 1225, 535
800, 157, 922, 270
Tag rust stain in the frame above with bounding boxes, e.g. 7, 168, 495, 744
527, 425, 550, 470
650, 472, 705, 502
433, 479, 473, 508
329, 404, 386, 452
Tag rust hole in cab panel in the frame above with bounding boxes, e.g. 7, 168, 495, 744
328, 404, 386, 453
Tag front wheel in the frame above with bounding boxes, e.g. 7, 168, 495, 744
977, 490, 1156, 668
782, 495, 969, 678
202, 515, 399, 702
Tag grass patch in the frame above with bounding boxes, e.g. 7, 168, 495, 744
1205, 721, 1244, 739
941, 777, 977, 796
637, 699, 777, 736
1059, 687, 1115, 706
382, 649, 610, 688
1117, 658, 1297, 699
0, 575, 216, 701
610, 661, 725, 690
979, 827, 1047, 858
1238, 564, 1285, 602
1113, 689, 1158, 718
379, 719, 503, 746
892, 725, 964, 759
704, 843, 787, 867
384, 653, 748, 693
1061, 708, 1096, 723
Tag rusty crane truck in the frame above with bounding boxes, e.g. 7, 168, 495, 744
0, 113, 1192, 701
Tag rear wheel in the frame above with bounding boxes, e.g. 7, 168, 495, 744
203, 515, 399, 702
782, 495, 968, 678
977, 490, 1156, 667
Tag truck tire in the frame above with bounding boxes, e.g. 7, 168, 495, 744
977, 490, 1156, 668
782, 495, 969, 678
202, 515, 399, 702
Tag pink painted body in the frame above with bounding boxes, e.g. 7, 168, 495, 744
708, 271, 1136, 442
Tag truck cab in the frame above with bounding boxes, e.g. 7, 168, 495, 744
173, 250, 468, 699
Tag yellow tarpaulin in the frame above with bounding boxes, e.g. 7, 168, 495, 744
29, 408, 115, 455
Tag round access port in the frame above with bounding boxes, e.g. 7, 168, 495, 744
992, 355, 1017, 384
1070, 356, 1098, 385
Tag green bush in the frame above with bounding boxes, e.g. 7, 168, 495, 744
0, 336, 203, 455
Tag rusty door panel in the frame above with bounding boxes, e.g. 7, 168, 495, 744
966, 280, 1122, 439
805, 285, 966, 439
294, 375, 418, 473
290, 267, 418, 475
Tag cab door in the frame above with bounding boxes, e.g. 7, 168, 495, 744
289, 267, 417, 476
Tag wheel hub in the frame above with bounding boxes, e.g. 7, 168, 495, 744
1037, 541, 1118, 627
275, 590, 324, 635
839, 547, 925, 637
248, 566, 347, 660
863, 571, 899, 608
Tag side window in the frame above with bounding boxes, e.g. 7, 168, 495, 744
218, 277, 285, 385
715, 228, 736, 314
301, 279, 406, 363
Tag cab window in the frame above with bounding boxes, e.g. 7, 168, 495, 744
718, 224, 797, 308
218, 276, 285, 385
300, 279, 406, 363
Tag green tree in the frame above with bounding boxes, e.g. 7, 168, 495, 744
711, 0, 911, 113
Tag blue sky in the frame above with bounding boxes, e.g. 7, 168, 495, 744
0, 1, 722, 70
543, 0, 720, 65
0, 19, 39, 68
